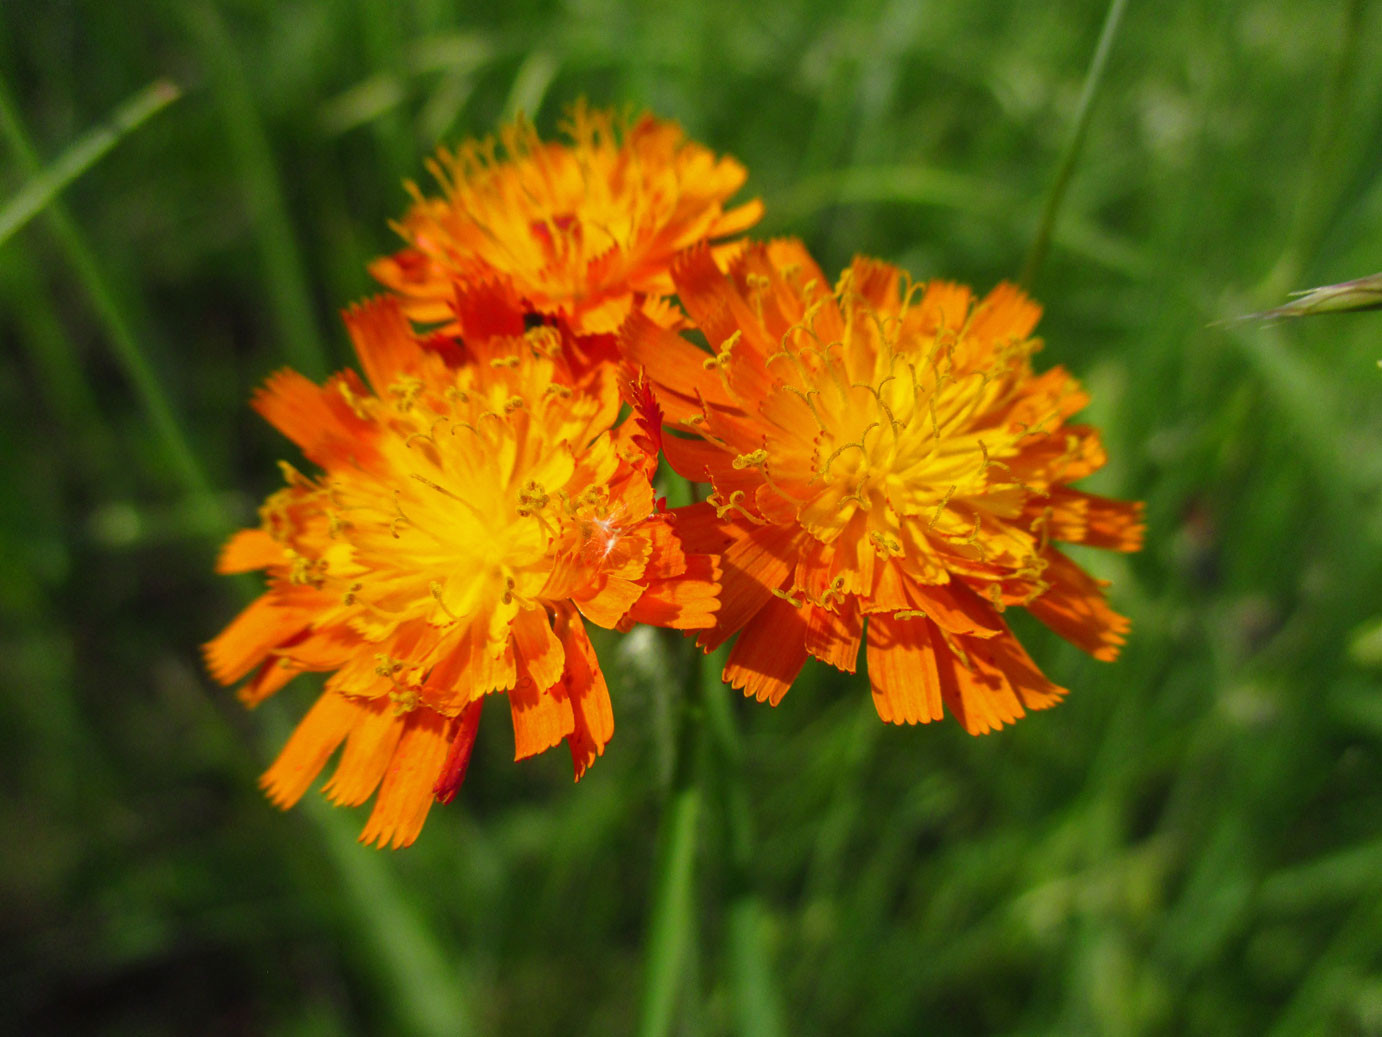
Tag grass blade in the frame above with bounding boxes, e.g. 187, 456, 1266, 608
0, 79, 180, 248
1019, 0, 1129, 288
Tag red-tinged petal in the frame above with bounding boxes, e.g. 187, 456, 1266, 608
433, 698, 484, 805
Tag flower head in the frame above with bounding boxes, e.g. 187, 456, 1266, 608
370, 102, 762, 336
205, 297, 719, 847
621, 240, 1143, 733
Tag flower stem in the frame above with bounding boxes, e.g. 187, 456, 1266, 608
638, 634, 707, 1037
703, 674, 785, 1037
1019, 0, 1129, 290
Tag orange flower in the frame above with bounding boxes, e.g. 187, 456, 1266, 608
205, 297, 719, 847
370, 102, 762, 336
621, 240, 1143, 733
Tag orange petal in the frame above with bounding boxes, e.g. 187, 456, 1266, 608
239, 655, 300, 707
1026, 549, 1131, 661
561, 616, 614, 780
723, 595, 809, 705
204, 596, 305, 685
909, 580, 1004, 638
342, 295, 422, 396
509, 659, 576, 762
967, 632, 1067, 714
260, 691, 360, 808
700, 522, 799, 651
511, 607, 565, 694
322, 698, 405, 806
216, 529, 282, 574
629, 553, 721, 630
865, 613, 943, 725
359, 708, 452, 849
935, 636, 1025, 736
804, 598, 863, 673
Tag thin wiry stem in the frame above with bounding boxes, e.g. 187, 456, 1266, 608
1019, 0, 1129, 289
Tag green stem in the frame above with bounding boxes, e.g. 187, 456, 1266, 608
638, 637, 708, 1037
1019, 0, 1129, 289
703, 674, 785, 1037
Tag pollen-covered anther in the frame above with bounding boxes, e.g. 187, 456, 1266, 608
429, 581, 458, 620
373, 654, 404, 680
772, 587, 805, 608
732, 448, 768, 470
389, 686, 420, 716
337, 380, 371, 419
287, 551, 327, 587
489, 355, 521, 369
515, 480, 551, 517
387, 376, 424, 412
892, 609, 927, 620
867, 530, 903, 558
502, 395, 526, 414
524, 326, 562, 356
544, 384, 572, 399
342, 580, 363, 606
277, 460, 313, 488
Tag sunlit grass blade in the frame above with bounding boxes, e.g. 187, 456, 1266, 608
0, 79, 180, 249
1019, 0, 1129, 288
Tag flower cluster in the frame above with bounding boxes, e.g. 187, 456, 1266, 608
208, 106, 1142, 847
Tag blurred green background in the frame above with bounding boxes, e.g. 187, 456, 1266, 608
4, 0, 1382, 1033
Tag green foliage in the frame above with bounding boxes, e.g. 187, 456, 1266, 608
3, 0, 1382, 1033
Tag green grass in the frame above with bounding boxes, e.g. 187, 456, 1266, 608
3, 1, 1382, 1033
